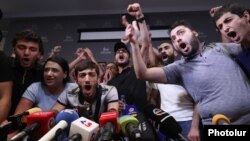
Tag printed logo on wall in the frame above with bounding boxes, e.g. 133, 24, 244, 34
63, 35, 74, 42
100, 47, 112, 55
41, 36, 49, 43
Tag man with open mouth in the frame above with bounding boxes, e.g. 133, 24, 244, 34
108, 41, 148, 113
9, 29, 44, 116
126, 9, 250, 125
51, 59, 119, 123
213, 3, 250, 78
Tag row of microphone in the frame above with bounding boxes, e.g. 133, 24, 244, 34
0, 104, 230, 141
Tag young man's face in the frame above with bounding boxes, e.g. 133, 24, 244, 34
216, 11, 250, 43
43, 61, 66, 88
76, 68, 98, 98
158, 43, 175, 64
170, 25, 200, 57
114, 48, 130, 67
14, 40, 41, 68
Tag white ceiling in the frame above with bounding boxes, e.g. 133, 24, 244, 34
0, 0, 249, 18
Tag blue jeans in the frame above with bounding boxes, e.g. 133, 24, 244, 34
178, 120, 192, 139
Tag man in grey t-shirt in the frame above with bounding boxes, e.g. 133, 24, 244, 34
51, 60, 119, 122
127, 19, 250, 125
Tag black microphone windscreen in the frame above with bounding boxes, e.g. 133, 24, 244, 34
68, 133, 82, 141
143, 104, 182, 139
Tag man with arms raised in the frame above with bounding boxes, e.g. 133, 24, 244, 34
125, 3, 250, 125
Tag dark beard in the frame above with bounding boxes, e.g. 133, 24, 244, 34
181, 36, 200, 58
188, 37, 200, 57
116, 60, 130, 67
162, 57, 175, 65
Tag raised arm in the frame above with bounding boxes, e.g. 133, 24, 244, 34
125, 3, 167, 83
14, 98, 34, 115
83, 48, 104, 80
126, 3, 158, 67
48, 45, 62, 58
69, 48, 86, 71
0, 81, 12, 123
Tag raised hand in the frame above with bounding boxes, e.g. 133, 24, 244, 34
75, 48, 84, 57
125, 24, 137, 44
52, 46, 62, 54
127, 3, 143, 18
103, 69, 113, 84
83, 48, 94, 60
209, 6, 222, 17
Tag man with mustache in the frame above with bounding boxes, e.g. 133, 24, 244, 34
125, 4, 250, 125
213, 3, 250, 77
51, 59, 119, 122
9, 29, 44, 116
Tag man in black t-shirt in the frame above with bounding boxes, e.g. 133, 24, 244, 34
108, 41, 148, 112
9, 29, 44, 115
0, 51, 13, 123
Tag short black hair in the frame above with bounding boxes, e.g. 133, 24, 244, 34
168, 20, 196, 36
12, 29, 44, 55
213, 3, 248, 29
74, 59, 100, 77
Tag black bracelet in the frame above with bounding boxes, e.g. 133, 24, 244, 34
136, 16, 145, 23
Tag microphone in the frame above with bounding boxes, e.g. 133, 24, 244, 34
55, 109, 79, 133
212, 114, 231, 125
25, 111, 56, 139
119, 115, 141, 141
0, 107, 42, 140
39, 120, 68, 141
126, 104, 158, 141
68, 133, 82, 141
54, 109, 79, 141
69, 116, 99, 141
125, 104, 139, 116
8, 107, 42, 123
144, 104, 187, 141
10, 122, 40, 141
98, 111, 119, 141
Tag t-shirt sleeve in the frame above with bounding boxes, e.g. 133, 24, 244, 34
162, 62, 181, 84
214, 42, 242, 57
22, 83, 38, 103
57, 83, 78, 106
57, 89, 68, 105
0, 51, 12, 82
106, 86, 119, 103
